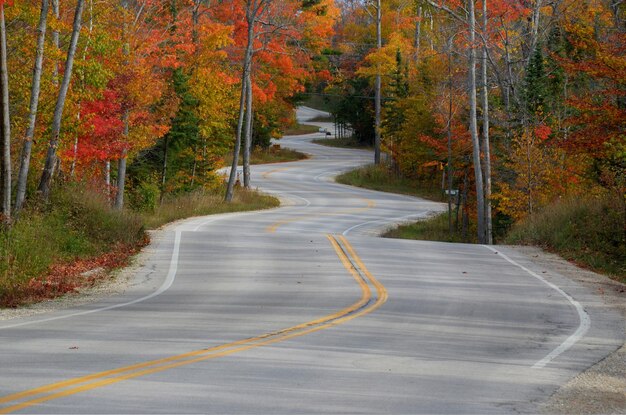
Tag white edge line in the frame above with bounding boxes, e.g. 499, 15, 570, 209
342, 212, 433, 236
1, 196, 307, 330
484, 245, 591, 369
0, 231, 182, 330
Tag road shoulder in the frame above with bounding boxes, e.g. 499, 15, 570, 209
0, 225, 172, 323
506, 245, 625, 414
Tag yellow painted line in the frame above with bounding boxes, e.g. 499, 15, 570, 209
339, 236, 388, 304
0, 236, 386, 414
266, 198, 377, 233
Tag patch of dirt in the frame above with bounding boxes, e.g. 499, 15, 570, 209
509, 246, 626, 415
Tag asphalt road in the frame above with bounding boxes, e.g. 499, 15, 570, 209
0, 107, 623, 414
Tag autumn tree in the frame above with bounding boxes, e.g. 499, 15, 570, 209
38, 0, 86, 200
14, 0, 49, 214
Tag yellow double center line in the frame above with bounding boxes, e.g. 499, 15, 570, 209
0, 236, 387, 414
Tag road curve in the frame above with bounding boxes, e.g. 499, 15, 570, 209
0, 107, 622, 414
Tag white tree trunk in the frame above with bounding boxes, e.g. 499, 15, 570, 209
481, 0, 492, 244
447, 36, 454, 235
115, 152, 127, 209
15, 0, 49, 214
225, 1, 257, 202
52, 0, 60, 86
527, 0, 543, 65
374, 0, 382, 165
38, 0, 85, 200
0, 4, 11, 223
414, 6, 422, 63
115, 0, 131, 209
114, 111, 129, 210
105, 160, 110, 187
243, 71, 253, 189
468, 0, 485, 243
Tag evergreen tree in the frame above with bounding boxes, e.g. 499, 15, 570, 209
523, 45, 548, 119
333, 77, 375, 146
382, 49, 409, 141
128, 68, 200, 196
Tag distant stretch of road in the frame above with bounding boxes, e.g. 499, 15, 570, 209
0, 106, 622, 414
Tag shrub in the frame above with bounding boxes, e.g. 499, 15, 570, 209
130, 181, 161, 213
506, 194, 625, 280
0, 184, 145, 306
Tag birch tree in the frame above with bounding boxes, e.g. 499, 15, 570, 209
38, 0, 86, 200
0, 0, 10, 224
467, 0, 486, 243
365, 0, 382, 165
424, 0, 486, 243
115, 0, 130, 210
15, 0, 50, 214
481, 0, 492, 244
242, 70, 253, 189
374, 0, 382, 165
225, 0, 260, 202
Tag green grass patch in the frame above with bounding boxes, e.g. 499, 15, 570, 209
282, 123, 319, 136
226, 146, 308, 167
309, 115, 334, 123
336, 164, 444, 201
383, 212, 467, 243
1, 185, 279, 308
249, 147, 308, 164
506, 194, 625, 282
0, 185, 145, 307
313, 136, 370, 150
142, 188, 279, 229
338, 165, 477, 243
300, 95, 336, 112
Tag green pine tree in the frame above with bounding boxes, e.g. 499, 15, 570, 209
523, 45, 549, 118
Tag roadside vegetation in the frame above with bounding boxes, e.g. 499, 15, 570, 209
336, 164, 444, 201
226, 146, 308, 167
301, 95, 335, 113
340, 165, 624, 281
282, 123, 319, 136
383, 213, 467, 244
0, 185, 278, 308
313, 136, 371, 150
506, 195, 625, 282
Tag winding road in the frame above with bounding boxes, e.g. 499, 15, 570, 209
0, 107, 623, 414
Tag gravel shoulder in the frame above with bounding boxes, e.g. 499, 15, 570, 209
507, 246, 626, 415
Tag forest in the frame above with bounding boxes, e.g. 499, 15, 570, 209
326, 0, 624, 274
0, 0, 624, 304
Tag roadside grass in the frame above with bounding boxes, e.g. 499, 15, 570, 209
282, 123, 319, 136
338, 165, 472, 242
142, 187, 279, 229
225, 146, 308, 167
300, 95, 335, 112
0, 186, 145, 307
0, 186, 279, 308
309, 115, 334, 123
505, 194, 625, 282
350, 165, 626, 281
336, 164, 444, 201
313, 136, 371, 150
383, 212, 469, 243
